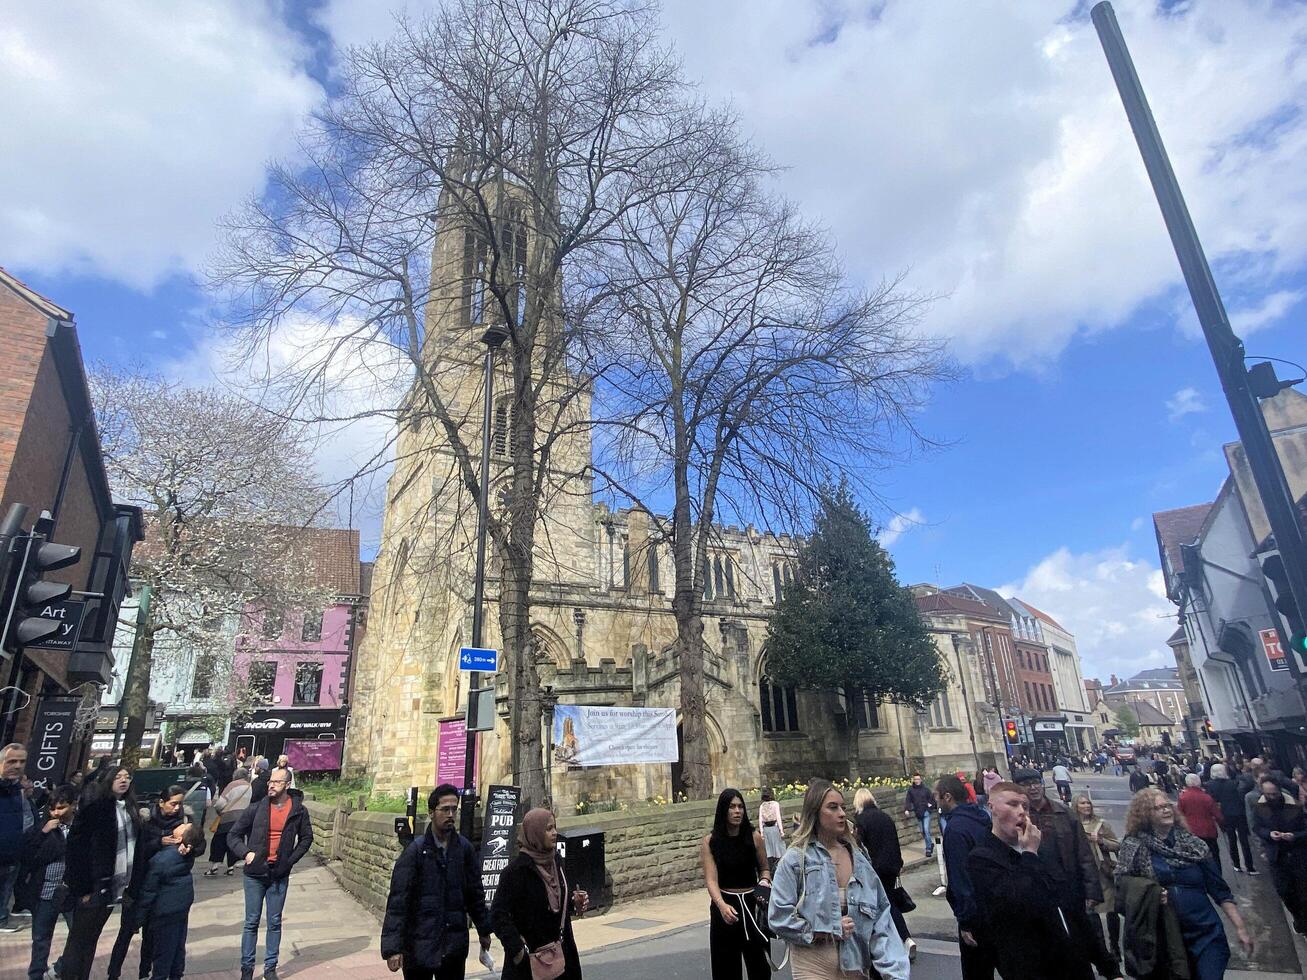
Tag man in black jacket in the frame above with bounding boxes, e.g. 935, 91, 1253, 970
968, 783, 1093, 980
381, 784, 491, 979
902, 773, 937, 858
937, 774, 995, 980
228, 768, 313, 980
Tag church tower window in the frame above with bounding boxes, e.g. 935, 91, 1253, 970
647, 546, 660, 594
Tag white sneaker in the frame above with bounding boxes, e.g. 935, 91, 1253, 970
932, 885, 947, 897
10, 909, 31, 918
0, 920, 24, 933
907, 939, 918, 962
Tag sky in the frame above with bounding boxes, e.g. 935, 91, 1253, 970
3, 0, 1305, 684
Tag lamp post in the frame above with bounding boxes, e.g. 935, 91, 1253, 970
460, 323, 510, 841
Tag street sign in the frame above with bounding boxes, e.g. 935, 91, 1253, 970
1260, 627, 1290, 672
458, 646, 498, 671
26, 598, 87, 652
479, 784, 520, 906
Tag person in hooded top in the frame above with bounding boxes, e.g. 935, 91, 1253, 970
1250, 775, 1307, 936
491, 808, 588, 980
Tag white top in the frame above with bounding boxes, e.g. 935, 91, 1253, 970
1052, 765, 1072, 782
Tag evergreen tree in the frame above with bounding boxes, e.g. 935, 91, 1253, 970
765, 484, 947, 709
1115, 705, 1141, 738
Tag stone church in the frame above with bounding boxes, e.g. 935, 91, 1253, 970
343, 186, 1002, 805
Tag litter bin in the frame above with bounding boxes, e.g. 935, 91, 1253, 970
557, 826, 610, 910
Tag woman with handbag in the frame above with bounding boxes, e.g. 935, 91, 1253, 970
769, 780, 908, 980
204, 767, 251, 876
491, 807, 588, 980
852, 789, 916, 961
702, 788, 772, 980
1075, 793, 1122, 961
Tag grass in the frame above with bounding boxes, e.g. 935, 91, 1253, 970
297, 774, 414, 813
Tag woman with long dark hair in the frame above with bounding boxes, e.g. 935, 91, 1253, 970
59, 766, 146, 980
701, 788, 771, 980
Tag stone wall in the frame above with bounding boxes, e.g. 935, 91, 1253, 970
306, 789, 918, 915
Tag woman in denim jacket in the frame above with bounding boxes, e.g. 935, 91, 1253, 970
768, 780, 909, 979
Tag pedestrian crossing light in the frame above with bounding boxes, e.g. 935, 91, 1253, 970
1261, 552, 1307, 661
1004, 720, 1019, 743
3, 512, 81, 651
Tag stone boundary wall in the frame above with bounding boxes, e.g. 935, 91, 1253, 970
304, 789, 918, 915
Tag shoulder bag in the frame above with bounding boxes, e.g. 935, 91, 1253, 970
528, 866, 568, 980
890, 877, 916, 913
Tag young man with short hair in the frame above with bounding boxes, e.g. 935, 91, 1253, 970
967, 784, 1094, 980
228, 767, 314, 980
381, 784, 492, 979
936, 774, 994, 980
903, 773, 937, 858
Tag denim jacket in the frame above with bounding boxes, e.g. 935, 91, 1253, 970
767, 839, 909, 979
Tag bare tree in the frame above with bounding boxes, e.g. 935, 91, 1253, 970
587, 119, 951, 797
212, 0, 692, 805
91, 365, 331, 768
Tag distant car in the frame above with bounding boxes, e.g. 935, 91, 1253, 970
1114, 747, 1136, 764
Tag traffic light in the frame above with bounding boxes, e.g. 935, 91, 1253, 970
1005, 719, 1019, 743
2, 512, 80, 651
1262, 552, 1307, 662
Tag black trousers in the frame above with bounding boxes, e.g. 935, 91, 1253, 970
148, 911, 188, 980
1078, 907, 1122, 980
1201, 836, 1222, 874
1223, 815, 1256, 870
709, 899, 770, 980
402, 954, 467, 980
959, 929, 997, 980
60, 902, 115, 980
108, 902, 155, 980
1271, 853, 1307, 931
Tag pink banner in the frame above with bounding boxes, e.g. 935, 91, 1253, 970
284, 739, 344, 772
438, 719, 478, 788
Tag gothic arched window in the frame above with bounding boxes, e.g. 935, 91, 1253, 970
759, 660, 800, 733
647, 546, 660, 594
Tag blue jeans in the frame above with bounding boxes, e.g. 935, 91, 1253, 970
28, 897, 70, 980
918, 812, 933, 854
242, 875, 289, 971
0, 862, 18, 924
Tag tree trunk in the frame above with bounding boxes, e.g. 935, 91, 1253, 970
673, 587, 712, 799
119, 627, 156, 771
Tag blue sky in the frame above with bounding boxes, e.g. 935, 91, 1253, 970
4, 0, 1305, 681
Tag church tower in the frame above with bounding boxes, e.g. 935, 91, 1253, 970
344, 175, 598, 792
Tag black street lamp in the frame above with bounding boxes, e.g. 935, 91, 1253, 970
460, 323, 510, 841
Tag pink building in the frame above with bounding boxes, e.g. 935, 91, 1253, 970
228, 528, 367, 768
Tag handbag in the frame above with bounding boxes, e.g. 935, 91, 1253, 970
527, 867, 568, 980
890, 878, 916, 913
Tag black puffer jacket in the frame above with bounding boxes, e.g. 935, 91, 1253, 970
381, 827, 490, 968
1205, 776, 1247, 821
64, 794, 146, 903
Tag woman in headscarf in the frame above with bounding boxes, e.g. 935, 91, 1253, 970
491, 808, 588, 979
1116, 787, 1252, 979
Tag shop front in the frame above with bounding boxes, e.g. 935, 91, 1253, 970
228, 708, 345, 770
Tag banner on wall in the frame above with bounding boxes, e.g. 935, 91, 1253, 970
284, 739, 344, 772
551, 705, 677, 767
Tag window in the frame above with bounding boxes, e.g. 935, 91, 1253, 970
462, 216, 527, 326
772, 565, 783, 604
462, 229, 488, 325
493, 397, 511, 457
714, 557, 725, 597
1024, 681, 1032, 708
191, 652, 218, 699
248, 662, 277, 702
261, 610, 284, 640
647, 547, 660, 594
622, 540, 630, 590
301, 611, 323, 642
760, 667, 800, 733
845, 686, 880, 730
293, 662, 323, 706
724, 559, 735, 598
928, 691, 954, 728
703, 557, 715, 601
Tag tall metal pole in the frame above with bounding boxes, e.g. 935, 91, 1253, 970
461, 328, 508, 841
1092, 2, 1307, 689
111, 583, 152, 758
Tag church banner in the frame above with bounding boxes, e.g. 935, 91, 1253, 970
552, 706, 677, 767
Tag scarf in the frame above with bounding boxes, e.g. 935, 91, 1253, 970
519, 807, 561, 912
1115, 826, 1209, 884
112, 800, 137, 902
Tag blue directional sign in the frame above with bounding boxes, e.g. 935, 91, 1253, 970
458, 646, 498, 671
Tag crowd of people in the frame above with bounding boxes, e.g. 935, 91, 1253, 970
5, 737, 1307, 980
0, 741, 314, 980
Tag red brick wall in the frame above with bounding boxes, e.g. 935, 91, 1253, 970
0, 284, 48, 495
1015, 638, 1058, 713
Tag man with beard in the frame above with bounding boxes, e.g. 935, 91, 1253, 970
1251, 775, 1307, 935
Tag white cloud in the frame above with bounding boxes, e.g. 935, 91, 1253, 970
1000, 544, 1178, 682
1166, 386, 1206, 421
877, 507, 925, 548
1230, 289, 1302, 335
0, 2, 323, 288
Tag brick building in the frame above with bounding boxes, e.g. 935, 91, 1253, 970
0, 268, 142, 760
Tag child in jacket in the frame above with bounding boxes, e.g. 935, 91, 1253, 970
137, 823, 206, 980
